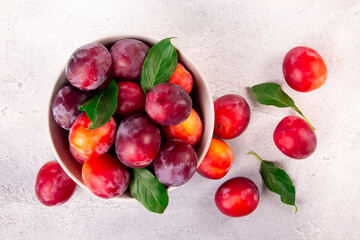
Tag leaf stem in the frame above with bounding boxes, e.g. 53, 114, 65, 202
248, 152, 263, 163
299, 113, 315, 130
291, 106, 315, 130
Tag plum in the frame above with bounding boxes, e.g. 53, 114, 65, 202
197, 137, 234, 179
153, 139, 198, 187
145, 83, 192, 126
69, 113, 117, 163
273, 116, 317, 159
35, 161, 76, 206
110, 39, 149, 81
161, 108, 203, 146
116, 81, 146, 118
214, 94, 250, 139
215, 177, 259, 217
52, 85, 92, 130
169, 63, 193, 94
66, 43, 112, 91
82, 154, 129, 198
283, 46, 327, 92
115, 114, 161, 168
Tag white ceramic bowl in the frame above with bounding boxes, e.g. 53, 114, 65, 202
47, 35, 214, 201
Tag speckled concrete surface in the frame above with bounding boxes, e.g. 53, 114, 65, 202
1, 0, 360, 239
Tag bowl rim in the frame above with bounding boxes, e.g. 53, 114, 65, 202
47, 34, 214, 202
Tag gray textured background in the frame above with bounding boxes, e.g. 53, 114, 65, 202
1, 0, 360, 239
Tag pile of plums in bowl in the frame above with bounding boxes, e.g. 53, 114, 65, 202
44, 36, 214, 212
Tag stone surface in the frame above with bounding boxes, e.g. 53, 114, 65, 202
1, 0, 360, 239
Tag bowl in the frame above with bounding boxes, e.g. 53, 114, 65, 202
47, 35, 214, 201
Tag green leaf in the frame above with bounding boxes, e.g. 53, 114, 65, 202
248, 152, 298, 213
251, 82, 315, 130
130, 168, 169, 214
79, 80, 118, 130
140, 37, 178, 93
